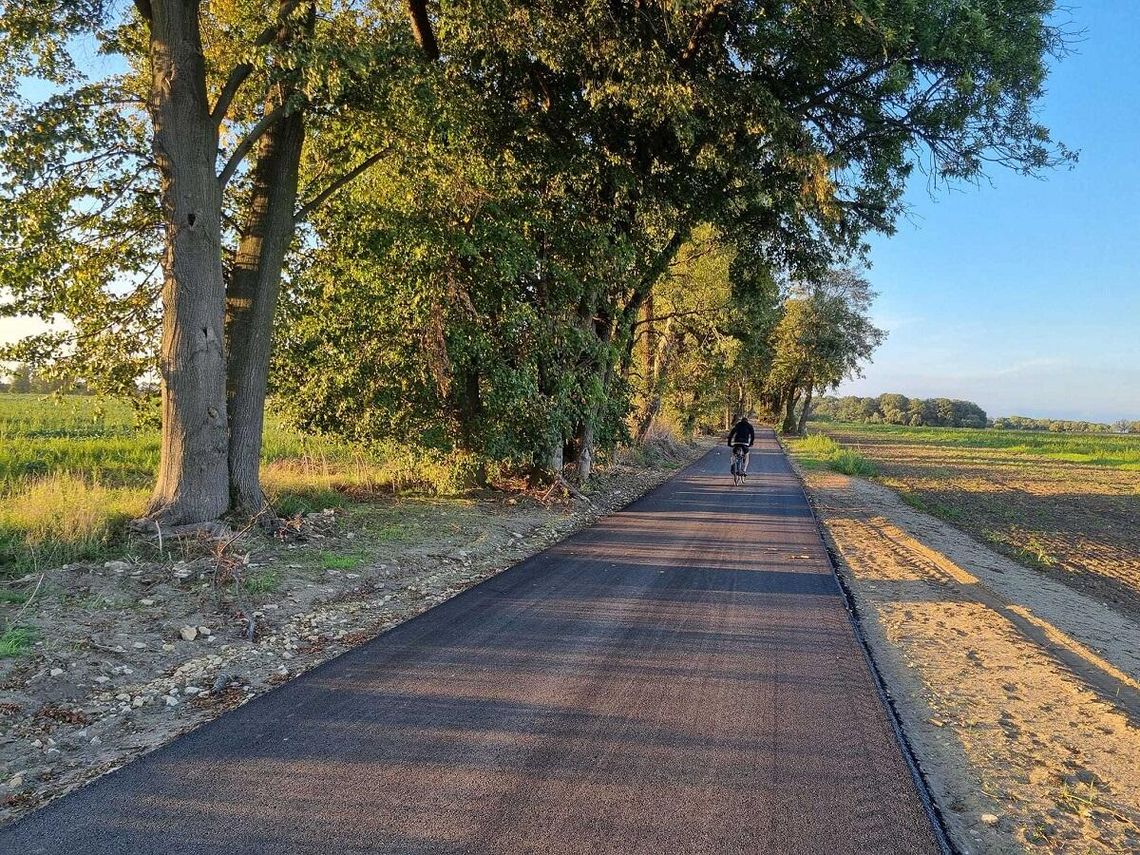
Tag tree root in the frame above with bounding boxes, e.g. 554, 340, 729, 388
536, 472, 598, 508
129, 518, 235, 541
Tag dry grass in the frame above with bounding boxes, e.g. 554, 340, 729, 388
0, 395, 467, 574
0, 475, 148, 571
812, 422, 1140, 619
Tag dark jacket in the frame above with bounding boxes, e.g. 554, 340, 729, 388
727, 419, 755, 447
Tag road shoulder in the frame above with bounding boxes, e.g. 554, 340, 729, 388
792, 464, 1140, 855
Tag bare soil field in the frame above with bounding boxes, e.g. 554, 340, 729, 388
790, 458, 1140, 855
0, 441, 709, 827
819, 425, 1140, 621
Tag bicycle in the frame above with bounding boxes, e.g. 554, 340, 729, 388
730, 444, 749, 486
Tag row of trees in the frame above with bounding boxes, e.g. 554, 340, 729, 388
0, 364, 83, 395
991, 416, 1127, 434
812, 394, 988, 428
0, 2, 1073, 527
810, 397, 1138, 433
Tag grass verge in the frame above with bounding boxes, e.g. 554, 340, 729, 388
787, 434, 877, 477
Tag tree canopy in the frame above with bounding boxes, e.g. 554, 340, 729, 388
0, 1, 1075, 524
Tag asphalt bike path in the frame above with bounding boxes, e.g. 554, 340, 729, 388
1, 429, 942, 854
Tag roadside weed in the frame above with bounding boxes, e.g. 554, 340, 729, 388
0, 626, 35, 658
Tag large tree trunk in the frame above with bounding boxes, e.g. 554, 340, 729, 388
796, 384, 814, 434
145, 1, 231, 525
780, 386, 801, 434
634, 317, 675, 443
224, 2, 311, 518
224, 110, 304, 517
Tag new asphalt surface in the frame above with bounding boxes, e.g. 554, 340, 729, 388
1, 430, 943, 854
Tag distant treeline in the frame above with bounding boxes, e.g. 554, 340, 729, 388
990, 415, 1140, 434
810, 395, 1140, 433
811, 394, 988, 428
0, 364, 91, 395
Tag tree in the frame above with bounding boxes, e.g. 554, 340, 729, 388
763, 270, 885, 434
627, 226, 781, 440
9, 363, 32, 394
2, 1, 1074, 519
0, 2, 431, 523
878, 393, 910, 425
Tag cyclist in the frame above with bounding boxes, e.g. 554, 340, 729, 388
727, 414, 755, 476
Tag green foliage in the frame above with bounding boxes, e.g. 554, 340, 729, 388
830, 448, 877, 477
787, 433, 875, 476
629, 226, 781, 437
763, 270, 886, 432
993, 415, 1114, 433
1, 1, 1075, 503
813, 394, 988, 427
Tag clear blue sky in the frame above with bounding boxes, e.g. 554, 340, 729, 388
837, 3, 1140, 422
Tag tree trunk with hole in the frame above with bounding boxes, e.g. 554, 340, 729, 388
145, 1, 231, 525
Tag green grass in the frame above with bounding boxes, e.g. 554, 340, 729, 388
898, 490, 965, 523
810, 420, 1140, 470
0, 626, 35, 658
318, 551, 366, 571
0, 394, 412, 575
0, 588, 33, 605
244, 569, 282, 594
787, 434, 876, 477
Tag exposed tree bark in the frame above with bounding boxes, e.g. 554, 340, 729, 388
224, 1, 311, 518
635, 316, 675, 443
796, 383, 815, 434
145, 0, 231, 525
780, 386, 801, 434
642, 290, 656, 387
405, 0, 439, 60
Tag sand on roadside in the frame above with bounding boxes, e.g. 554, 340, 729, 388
796, 467, 1140, 855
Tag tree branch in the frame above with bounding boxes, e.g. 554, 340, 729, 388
631, 305, 727, 329
679, 1, 726, 68
211, 1, 304, 124
212, 65, 255, 125
218, 103, 287, 189
406, 0, 440, 61
294, 147, 390, 222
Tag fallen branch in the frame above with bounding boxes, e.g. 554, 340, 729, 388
555, 474, 597, 508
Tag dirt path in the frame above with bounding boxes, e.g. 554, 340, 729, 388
795, 466, 1140, 855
